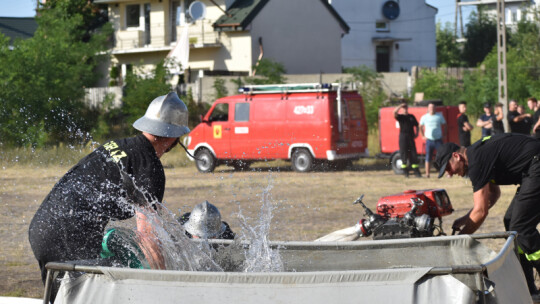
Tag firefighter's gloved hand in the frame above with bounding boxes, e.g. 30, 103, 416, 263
451, 216, 468, 235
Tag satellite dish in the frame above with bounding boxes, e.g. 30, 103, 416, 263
382, 0, 400, 20
189, 1, 207, 21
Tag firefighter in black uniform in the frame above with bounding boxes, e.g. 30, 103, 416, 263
28, 92, 190, 302
394, 103, 421, 177
435, 134, 540, 300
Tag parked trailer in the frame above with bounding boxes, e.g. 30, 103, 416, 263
46, 232, 530, 304
378, 105, 460, 174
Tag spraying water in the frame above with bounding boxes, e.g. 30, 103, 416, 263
107, 172, 283, 273
236, 184, 284, 273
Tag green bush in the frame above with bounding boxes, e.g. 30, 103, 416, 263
343, 66, 387, 129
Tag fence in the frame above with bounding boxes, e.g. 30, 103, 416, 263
84, 87, 123, 109
411, 66, 478, 83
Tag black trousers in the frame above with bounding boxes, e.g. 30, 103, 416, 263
503, 155, 540, 255
399, 134, 418, 167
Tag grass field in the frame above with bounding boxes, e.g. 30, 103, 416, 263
0, 152, 520, 299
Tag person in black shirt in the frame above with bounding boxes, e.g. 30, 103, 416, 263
28, 92, 190, 302
527, 97, 540, 138
492, 103, 505, 135
178, 201, 235, 240
508, 100, 532, 134
435, 134, 540, 298
457, 101, 473, 147
393, 103, 421, 177
476, 103, 493, 138
518, 105, 533, 135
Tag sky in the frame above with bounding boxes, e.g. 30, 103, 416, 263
0, 0, 476, 30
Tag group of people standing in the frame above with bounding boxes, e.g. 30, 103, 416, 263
395, 97, 540, 178
472, 98, 540, 143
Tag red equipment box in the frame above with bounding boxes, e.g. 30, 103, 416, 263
376, 189, 454, 219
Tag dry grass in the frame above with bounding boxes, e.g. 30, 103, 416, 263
0, 127, 521, 298
0, 157, 520, 298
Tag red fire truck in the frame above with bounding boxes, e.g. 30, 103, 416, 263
184, 83, 369, 173
378, 103, 460, 174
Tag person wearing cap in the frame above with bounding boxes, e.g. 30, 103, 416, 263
419, 102, 446, 178
476, 103, 493, 138
508, 99, 532, 134
435, 134, 540, 298
178, 201, 235, 240
28, 92, 189, 301
393, 102, 421, 177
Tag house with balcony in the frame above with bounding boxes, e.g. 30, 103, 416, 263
94, 0, 349, 85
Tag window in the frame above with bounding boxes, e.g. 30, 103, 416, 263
209, 103, 229, 122
376, 21, 389, 32
126, 4, 141, 28
334, 99, 349, 121
235, 103, 250, 122
348, 100, 364, 120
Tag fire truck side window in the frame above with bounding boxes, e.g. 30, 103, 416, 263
348, 100, 363, 120
235, 103, 250, 122
333, 99, 349, 120
208, 103, 229, 122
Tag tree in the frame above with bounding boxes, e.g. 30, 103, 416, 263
0, 0, 112, 147
245, 58, 287, 84
343, 66, 387, 129
436, 22, 465, 67
412, 69, 462, 105
122, 61, 172, 134
462, 8, 497, 67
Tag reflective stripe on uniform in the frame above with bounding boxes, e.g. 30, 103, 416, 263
401, 164, 408, 169
526, 249, 540, 261
411, 164, 419, 169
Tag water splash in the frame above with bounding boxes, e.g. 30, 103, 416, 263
236, 183, 284, 272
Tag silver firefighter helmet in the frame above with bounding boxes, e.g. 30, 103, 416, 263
184, 201, 226, 239
133, 92, 190, 138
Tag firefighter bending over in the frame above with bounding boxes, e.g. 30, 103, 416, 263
435, 134, 540, 300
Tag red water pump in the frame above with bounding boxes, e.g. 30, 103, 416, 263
354, 189, 454, 240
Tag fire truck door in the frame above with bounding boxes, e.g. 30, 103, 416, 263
206, 103, 231, 159
229, 102, 251, 159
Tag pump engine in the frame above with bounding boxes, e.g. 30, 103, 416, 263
354, 189, 454, 240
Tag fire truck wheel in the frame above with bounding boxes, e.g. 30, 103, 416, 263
391, 152, 404, 175
195, 149, 216, 173
291, 149, 313, 172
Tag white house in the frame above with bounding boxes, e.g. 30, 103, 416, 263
330, 0, 438, 72
93, 0, 349, 84
459, 0, 539, 29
